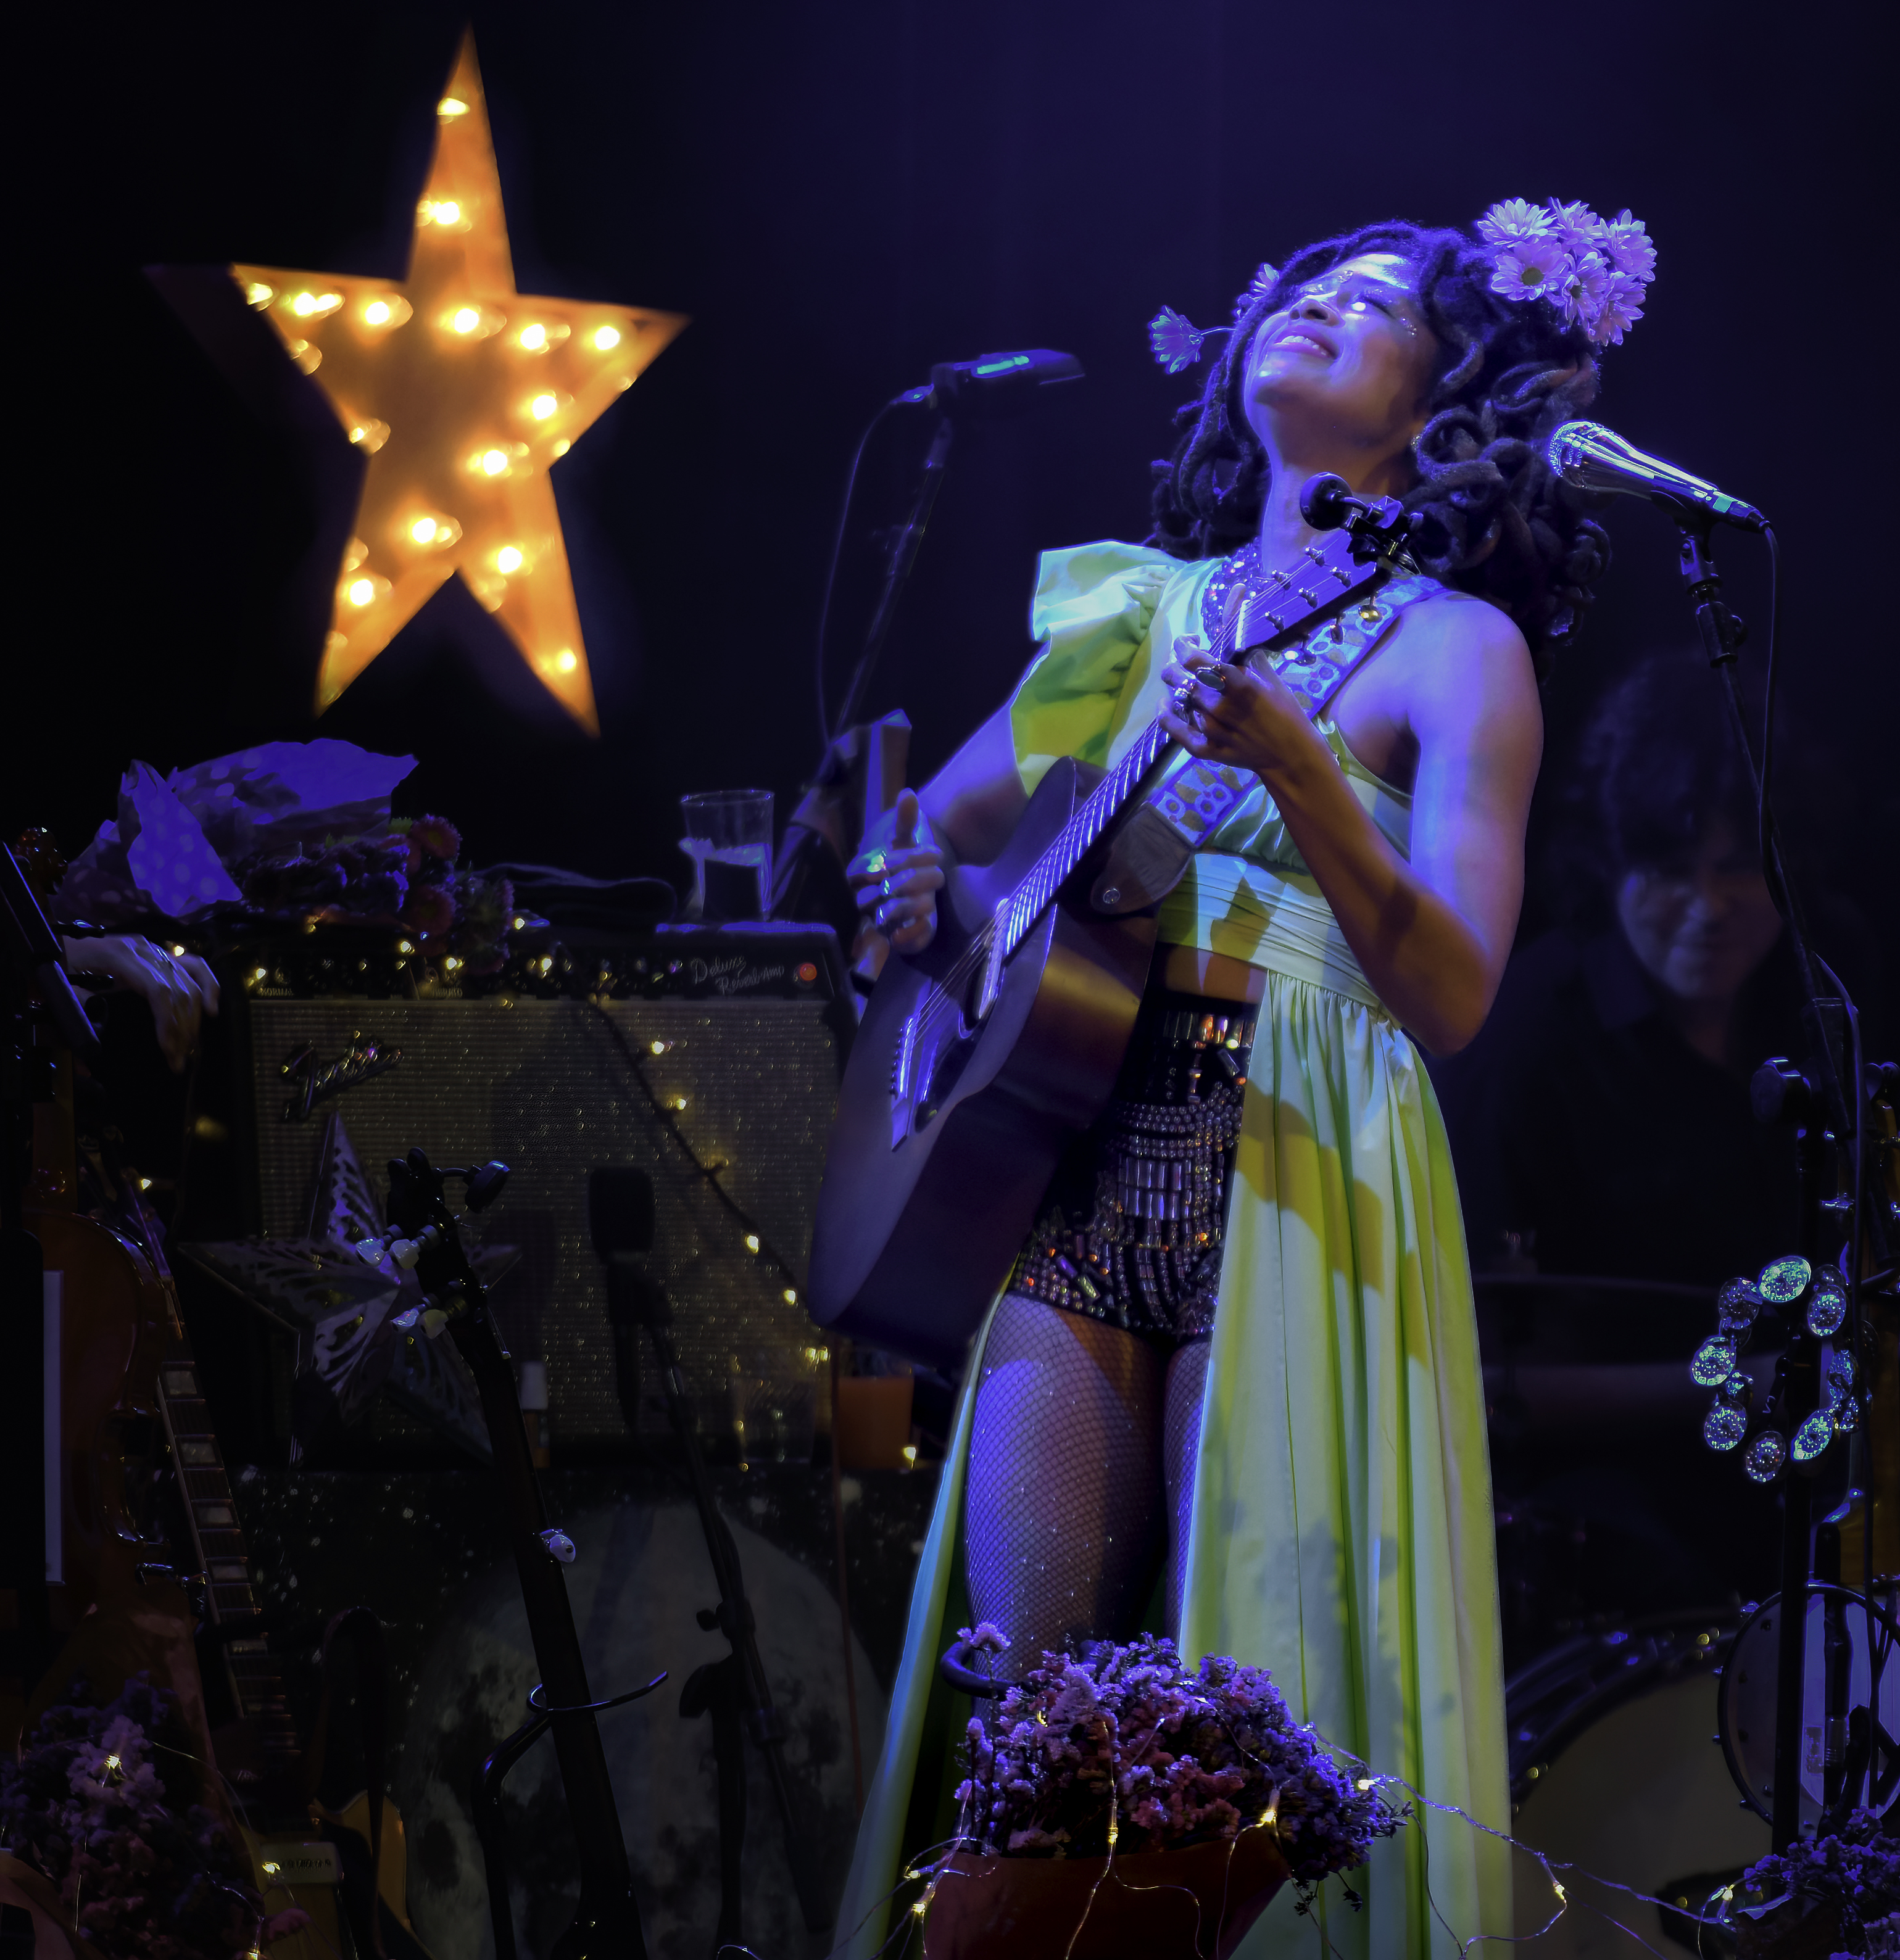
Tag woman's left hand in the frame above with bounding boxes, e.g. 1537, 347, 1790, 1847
1157, 637, 1326, 782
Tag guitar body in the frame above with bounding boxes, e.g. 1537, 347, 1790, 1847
810, 759, 1157, 1368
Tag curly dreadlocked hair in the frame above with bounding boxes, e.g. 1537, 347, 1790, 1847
1148, 220, 1612, 665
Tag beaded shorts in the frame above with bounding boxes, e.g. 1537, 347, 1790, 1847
1008, 986, 1258, 1342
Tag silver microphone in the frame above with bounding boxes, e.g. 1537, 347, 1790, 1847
1548, 420, 1768, 533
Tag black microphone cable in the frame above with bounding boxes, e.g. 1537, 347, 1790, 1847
812, 396, 899, 750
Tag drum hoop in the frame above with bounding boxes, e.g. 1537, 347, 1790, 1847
1505, 1610, 1735, 1803
1715, 1582, 1900, 1825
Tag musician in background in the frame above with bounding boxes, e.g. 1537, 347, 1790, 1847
837, 200, 1647, 1954
1433, 652, 1803, 1283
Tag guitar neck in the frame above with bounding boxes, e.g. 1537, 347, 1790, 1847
156, 1303, 304, 1784
998, 716, 1173, 960
994, 533, 1390, 961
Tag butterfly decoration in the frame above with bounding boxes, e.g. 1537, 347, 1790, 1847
180, 1112, 513, 1457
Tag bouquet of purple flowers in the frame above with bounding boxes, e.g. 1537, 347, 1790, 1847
54, 740, 519, 974
0, 1674, 308, 1958
1733, 1809, 1900, 1956
953, 1630, 1400, 1885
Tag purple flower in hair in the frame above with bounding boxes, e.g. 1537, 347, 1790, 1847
1148, 305, 1212, 373
1554, 249, 1613, 333
1489, 234, 1568, 302
1602, 210, 1657, 283
1477, 198, 1554, 247
1233, 262, 1280, 321
1590, 273, 1648, 346
1546, 197, 1611, 254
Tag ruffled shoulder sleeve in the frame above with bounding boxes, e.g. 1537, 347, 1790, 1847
1008, 541, 1178, 795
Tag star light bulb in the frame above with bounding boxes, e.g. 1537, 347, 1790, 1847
220, 27, 686, 731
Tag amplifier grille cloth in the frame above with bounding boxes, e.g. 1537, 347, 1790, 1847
246, 999, 840, 1443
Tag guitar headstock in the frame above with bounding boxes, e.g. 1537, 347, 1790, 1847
1233, 527, 1387, 656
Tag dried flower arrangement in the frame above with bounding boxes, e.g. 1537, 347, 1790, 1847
952, 1630, 1400, 1897
0, 1674, 308, 1958
1729, 1809, 1900, 1956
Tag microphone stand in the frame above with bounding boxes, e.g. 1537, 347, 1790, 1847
602, 1252, 832, 1950
1672, 518, 1894, 1850
378, 1149, 659, 1959
773, 410, 955, 920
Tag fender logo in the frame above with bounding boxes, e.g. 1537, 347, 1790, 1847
280, 1034, 401, 1122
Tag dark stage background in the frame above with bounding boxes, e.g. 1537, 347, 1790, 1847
7, 0, 1890, 1032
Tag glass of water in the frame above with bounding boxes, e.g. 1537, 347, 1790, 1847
679, 788, 773, 921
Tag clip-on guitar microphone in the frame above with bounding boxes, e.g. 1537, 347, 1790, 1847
1297, 471, 1417, 558
587, 1168, 832, 1950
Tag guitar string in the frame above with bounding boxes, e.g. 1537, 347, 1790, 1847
907, 582, 1251, 1053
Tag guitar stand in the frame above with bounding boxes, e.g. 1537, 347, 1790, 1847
473, 1676, 667, 1960
594, 1231, 832, 1951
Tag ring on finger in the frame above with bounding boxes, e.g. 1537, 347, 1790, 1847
1199, 666, 1230, 695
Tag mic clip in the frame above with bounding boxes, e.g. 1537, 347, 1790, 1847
1298, 473, 1415, 559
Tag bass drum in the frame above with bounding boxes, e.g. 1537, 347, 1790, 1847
1505, 1612, 1767, 1958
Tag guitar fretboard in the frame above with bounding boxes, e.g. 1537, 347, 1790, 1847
157, 1339, 303, 1776
998, 716, 1174, 961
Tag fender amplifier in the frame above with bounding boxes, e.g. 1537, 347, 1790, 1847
179, 924, 852, 1458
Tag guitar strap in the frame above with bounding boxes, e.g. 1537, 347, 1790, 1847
1087, 569, 1443, 916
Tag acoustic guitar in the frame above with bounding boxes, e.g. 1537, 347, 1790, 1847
808, 500, 1408, 1367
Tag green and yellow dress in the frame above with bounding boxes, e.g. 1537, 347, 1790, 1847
839, 541, 1512, 1958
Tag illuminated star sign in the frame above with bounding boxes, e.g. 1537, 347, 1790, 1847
234, 31, 685, 732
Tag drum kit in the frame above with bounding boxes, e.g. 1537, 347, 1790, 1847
1479, 1262, 1898, 1956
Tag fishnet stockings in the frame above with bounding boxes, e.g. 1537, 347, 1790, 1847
1163, 1335, 1213, 1637
965, 1295, 1213, 1673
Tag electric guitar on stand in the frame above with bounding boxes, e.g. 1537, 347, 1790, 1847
4, 840, 427, 1959
809, 484, 1416, 1367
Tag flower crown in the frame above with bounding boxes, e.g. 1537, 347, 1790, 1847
1147, 196, 1656, 373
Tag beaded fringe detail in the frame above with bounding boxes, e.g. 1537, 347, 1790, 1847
1011, 1000, 1257, 1339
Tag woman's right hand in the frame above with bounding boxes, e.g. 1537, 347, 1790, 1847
848, 788, 945, 956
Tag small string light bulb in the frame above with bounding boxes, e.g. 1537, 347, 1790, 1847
529, 392, 558, 420
518, 323, 547, 350
782, 1288, 799, 1306
481, 449, 510, 475
348, 577, 376, 606
496, 545, 525, 573
104, 1753, 122, 1773
244, 281, 273, 307
745, 1234, 760, 1253
553, 649, 578, 672
592, 325, 621, 350
438, 97, 468, 117
670, 1095, 689, 1111
452, 307, 482, 334
430, 199, 463, 226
